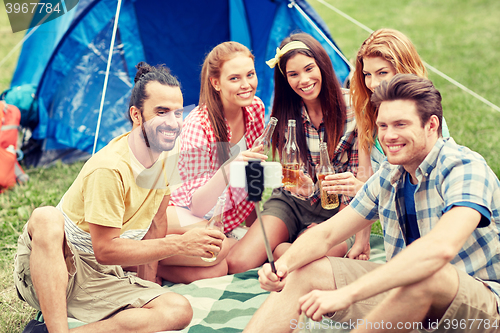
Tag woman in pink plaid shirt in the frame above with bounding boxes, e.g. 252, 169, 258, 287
167, 42, 268, 279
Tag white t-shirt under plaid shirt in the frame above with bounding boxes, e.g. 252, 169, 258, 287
350, 137, 500, 312
170, 96, 265, 233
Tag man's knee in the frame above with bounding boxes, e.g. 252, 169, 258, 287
28, 206, 65, 242
155, 293, 193, 329
286, 257, 336, 292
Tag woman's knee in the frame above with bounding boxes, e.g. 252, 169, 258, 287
190, 260, 229, 281
226, 245, 260, 274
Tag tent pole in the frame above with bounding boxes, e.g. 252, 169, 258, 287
92, 0, 123, 155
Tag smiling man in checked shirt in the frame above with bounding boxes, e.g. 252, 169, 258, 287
245, 74, 500, 333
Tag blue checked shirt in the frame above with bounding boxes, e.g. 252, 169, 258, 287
351, 138, 500, 310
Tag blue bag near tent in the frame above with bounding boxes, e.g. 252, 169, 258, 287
10, 0, 351, 167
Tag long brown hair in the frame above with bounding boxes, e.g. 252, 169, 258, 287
270, 33, 346, 171
351, 29, 427, 152
199, 42, 255, 166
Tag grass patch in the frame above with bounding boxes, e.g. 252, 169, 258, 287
0, 161, 85, 247
0, 162, 84, 331
0, 248, 37, 333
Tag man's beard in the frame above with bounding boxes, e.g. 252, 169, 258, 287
141, 123, 179, 153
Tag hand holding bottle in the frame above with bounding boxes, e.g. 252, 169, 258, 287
235, 146, 268, 162
179, 228, 224, 259
321, 172, 364, 198
284, 170, 314, 197
317, 142, 339, 209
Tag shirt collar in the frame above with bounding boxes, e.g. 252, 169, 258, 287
301, 104, 311, 124
389, 137, 452, 186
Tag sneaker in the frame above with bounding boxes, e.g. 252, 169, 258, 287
22, 319, 48, 333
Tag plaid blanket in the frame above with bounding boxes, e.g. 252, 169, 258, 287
61, 234, 386, 332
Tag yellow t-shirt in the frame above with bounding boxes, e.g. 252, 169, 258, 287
60, 132, 179, 253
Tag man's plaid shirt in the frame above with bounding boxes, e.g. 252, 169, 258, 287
351, 138, 500, 311
298, 89, 358, 205
170, 97, 265, 233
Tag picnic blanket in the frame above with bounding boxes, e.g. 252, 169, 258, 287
55, 234, 386, 332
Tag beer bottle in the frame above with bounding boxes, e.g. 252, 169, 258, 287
317, 142, 339, 209
281, 119, 300, 187
252, 117, 278, 155
201, 194, 226, 262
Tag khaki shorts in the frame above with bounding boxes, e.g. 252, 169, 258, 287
13, 223, 169, 323
326, 257, 500, 333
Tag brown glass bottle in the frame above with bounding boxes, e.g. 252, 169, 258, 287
317, 142, 339, 209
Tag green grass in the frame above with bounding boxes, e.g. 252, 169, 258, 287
0, 161, 84, 332
0, 161, 85, 247
0, 0, 499, 331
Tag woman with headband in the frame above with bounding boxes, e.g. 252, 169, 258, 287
227, 33, 371, 274
350, 28, 450, 182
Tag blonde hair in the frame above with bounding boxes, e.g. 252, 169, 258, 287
351, 29, 427, 152
199, 41, 254, 165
